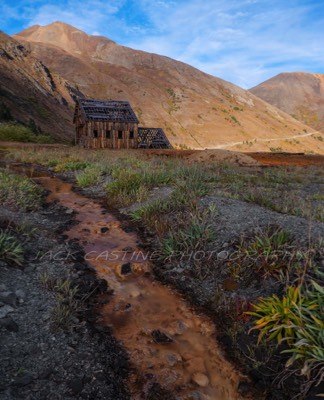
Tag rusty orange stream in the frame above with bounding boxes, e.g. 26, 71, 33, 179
34, 175, 251, 400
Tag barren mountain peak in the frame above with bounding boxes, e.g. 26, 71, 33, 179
250, 72, 324, 133
14, 22, 115, 56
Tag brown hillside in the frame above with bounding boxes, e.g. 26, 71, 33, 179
0, 30, 81, 141
250, 72, 324, 133
13, 22, 324, 153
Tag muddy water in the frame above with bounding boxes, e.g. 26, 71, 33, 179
28, 173, 250, 399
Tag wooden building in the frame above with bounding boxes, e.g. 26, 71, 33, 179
73, 98, 172, 149
138, 128, 172, 149
74, 99, 139, 149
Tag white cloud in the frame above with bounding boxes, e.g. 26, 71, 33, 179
3, 0, 324, 87
25, 0, 124, 34
124, 0, 324, 87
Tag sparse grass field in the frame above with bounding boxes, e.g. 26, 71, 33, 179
4, 146, 324, 399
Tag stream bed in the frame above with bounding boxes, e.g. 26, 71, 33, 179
5, 161, 252, 400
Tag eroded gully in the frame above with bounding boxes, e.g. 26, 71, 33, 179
15, 164, 253, 400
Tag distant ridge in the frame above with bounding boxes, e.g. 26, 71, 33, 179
250, 72, 324, 133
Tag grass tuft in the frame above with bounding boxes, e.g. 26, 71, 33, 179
0, 229, 24, 266
0, 170, 43, 211
76, 165, 102, 187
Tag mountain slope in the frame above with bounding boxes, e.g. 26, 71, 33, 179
250, 72, 324, 133
11, 23, 324, 152
0, 30, 82, 141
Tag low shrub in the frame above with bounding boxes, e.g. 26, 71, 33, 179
0, 122, 53, 143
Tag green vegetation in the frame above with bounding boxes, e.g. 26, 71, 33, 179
0, 170, 43, 211
76, 165, 102, 187
6, 145, 324, 394
160, 206, 217, 261
40, 274, 82, 330
247, 279, 324, 381
107, 167, 171, 206
230, 227, 294, 278
54, 158, 90, 172
0, 122, 53, 143
166, 87, 180, 114
269, 147, 283, 152
0, 230, 24, 266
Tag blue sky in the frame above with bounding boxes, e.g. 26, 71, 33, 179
1, 0, 324, 88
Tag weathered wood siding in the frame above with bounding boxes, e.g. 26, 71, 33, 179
75, 117, 139, 149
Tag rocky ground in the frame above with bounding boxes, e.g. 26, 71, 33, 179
0, 201, 129, 400
1, 149, 323, 400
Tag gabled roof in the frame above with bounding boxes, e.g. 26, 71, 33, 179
75, 99, 139, 124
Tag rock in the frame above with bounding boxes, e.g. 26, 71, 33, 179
65, 209, 74, 215
188, 392, 204, 400
217, 250, 228, 260
13, 372, 34, 387
168, 320, 188, 335
0, 292, 18, 307
0, 305, 14, 319
176, 320, 189, 334
38, 368, 53, 379
68, 378, 84, 394
94, 371, 105, 382
0, 316, 19, 332
121, 263, 132, 275
100, 227, 109, 233
166, 352, 182, 367
15, 289, 25, 300
192, 372, 209, 387
151, 329, 173, 344
172, 267, 185, 274
122, 246, 133, 252
0, 284, 7, 292
97, 279, 108, 293
129, 287, 141, 298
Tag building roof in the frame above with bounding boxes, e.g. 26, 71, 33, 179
75, 99, 139, 124
138, 128, 172, 149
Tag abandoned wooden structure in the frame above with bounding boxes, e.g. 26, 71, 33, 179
73, 99, 139, 149
138, 128, 172, 149
73, 99, 172, 149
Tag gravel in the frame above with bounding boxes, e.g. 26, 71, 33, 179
0, 202, 130, 400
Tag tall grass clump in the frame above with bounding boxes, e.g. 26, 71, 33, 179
54, 157, 90, 172
106, 168, 171, 206
227, 226, 299, 284
0, 229, 24, 266
160, 206, 217, 261
0, 170, 43, 210
0, 123, 53, 143
246, 277, 324, 386
40, 274, 82, 330
76, 165, 102, 187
